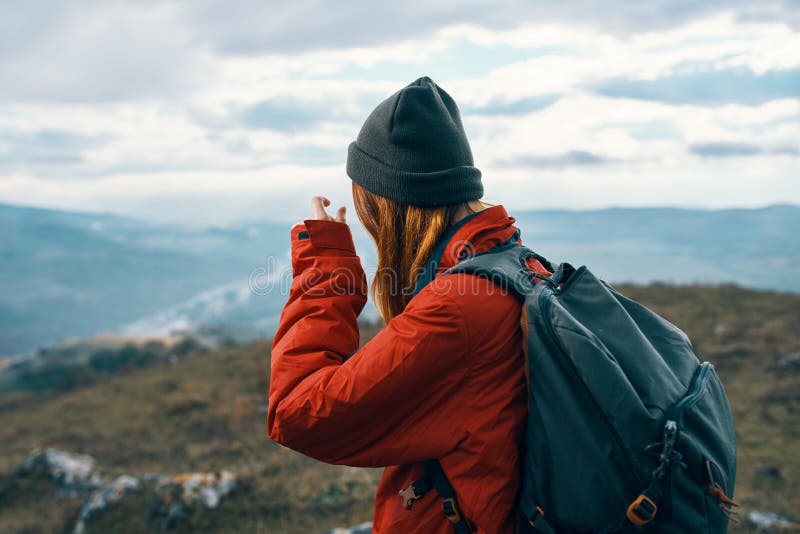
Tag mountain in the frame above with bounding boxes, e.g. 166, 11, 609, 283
511, 205, 800, 290
1, 202, 799, 357
0, 203, 289, 356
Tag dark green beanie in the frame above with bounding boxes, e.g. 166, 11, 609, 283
346, 76, 483, 207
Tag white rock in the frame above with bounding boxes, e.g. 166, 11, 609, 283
778, 353, 800, 369
22, 448, 101, 489
156, 469, 237, 509
324, 522, 373, 534
198, 486, 220, 508
73, 475, 140, 534
747, 510, 797, 530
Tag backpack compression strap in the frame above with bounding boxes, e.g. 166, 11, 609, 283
399, 460, 472, 533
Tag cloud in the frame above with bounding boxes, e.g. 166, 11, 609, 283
185, 0, 800, 55
240, 98, 329, 132
0, 164, 353, 227
462, 95, 560, 116
239, 95, 370, 133
596, 67, 800, 106
0, 2, 214, 103
494, 150, 613, 168
0, 129, 112, 171
3, 1, 799, 105
590, 120, 683, 141
283, 145, 347, 165
3, 153, 798, 228
690, 141, 800, 157
0, 5, 798, 225
466, 94, 798, 178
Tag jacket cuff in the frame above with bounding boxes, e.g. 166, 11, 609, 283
292, 219, 357, 255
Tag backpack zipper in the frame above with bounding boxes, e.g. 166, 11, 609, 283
666, 362, 712, 424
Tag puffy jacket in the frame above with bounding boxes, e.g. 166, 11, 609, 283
268, 205, 552, 533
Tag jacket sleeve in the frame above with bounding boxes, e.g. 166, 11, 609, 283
267, 220, 475, 467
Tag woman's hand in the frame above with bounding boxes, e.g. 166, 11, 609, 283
294, 196, 346, 229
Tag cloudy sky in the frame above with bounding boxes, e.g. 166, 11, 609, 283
0, 1, 798, 226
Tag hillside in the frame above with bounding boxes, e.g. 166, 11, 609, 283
0, 202, 288, 356
2, 202, 799, 358
0, 284, 798, 533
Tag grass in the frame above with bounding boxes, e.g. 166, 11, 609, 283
0, 341, 381, 533
0, 284, 798, 533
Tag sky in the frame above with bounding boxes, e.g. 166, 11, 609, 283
0, 1, 798, 226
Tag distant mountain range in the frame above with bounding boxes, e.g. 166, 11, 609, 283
1, 202, 798, 357
512, 205, 800, 290
0, 203, 288, 357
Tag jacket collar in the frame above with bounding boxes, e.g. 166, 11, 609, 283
413, 204, 519, 295
437, 204, 519, 271
410, 204, 521, 297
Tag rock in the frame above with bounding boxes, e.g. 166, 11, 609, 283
13, 449, 142, 533
151, 470, 237, 530
323, 522, 373, 534
142, 472, 169, 483
778, 353, 800, 370
755, 465, 782, 479
163, 470, 236, 509
73, 475, 140, 534
747, 510, 799, 531
196, 472, 236, 508
7, 450, 238, 533
316, 482, 350, 506
19, 448, 103, 495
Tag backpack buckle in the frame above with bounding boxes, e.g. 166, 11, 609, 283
441, 497, 462, 523
399, 482, 423, 510
627, 494, 658, 526
528, 506, 545, 527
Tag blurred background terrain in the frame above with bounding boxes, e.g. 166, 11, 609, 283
1, 202, 798, 359
1, 0, 799, 532
0, 285, 798, 532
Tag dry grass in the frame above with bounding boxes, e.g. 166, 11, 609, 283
0, 285, 797, 532
0, 341, 380, 533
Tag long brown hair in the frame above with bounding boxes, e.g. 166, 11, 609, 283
352, 181, 486, 322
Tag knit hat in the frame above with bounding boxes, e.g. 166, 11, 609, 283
346, 76, 483, 207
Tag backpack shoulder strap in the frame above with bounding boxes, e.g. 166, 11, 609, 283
404, 232, 559, 532
424, 460, 472, 533
442, 242, 553, 297
398, 460, 471, 532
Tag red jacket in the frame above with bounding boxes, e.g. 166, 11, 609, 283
268, 205, 551, 533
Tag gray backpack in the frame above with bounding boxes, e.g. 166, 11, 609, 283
411, 237, 738, 533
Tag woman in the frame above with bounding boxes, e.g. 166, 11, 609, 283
267, 76, 551, 533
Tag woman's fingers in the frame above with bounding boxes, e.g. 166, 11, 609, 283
309, 196, 346, 224
310, 196, 331, 220
335, 206, 346, 223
